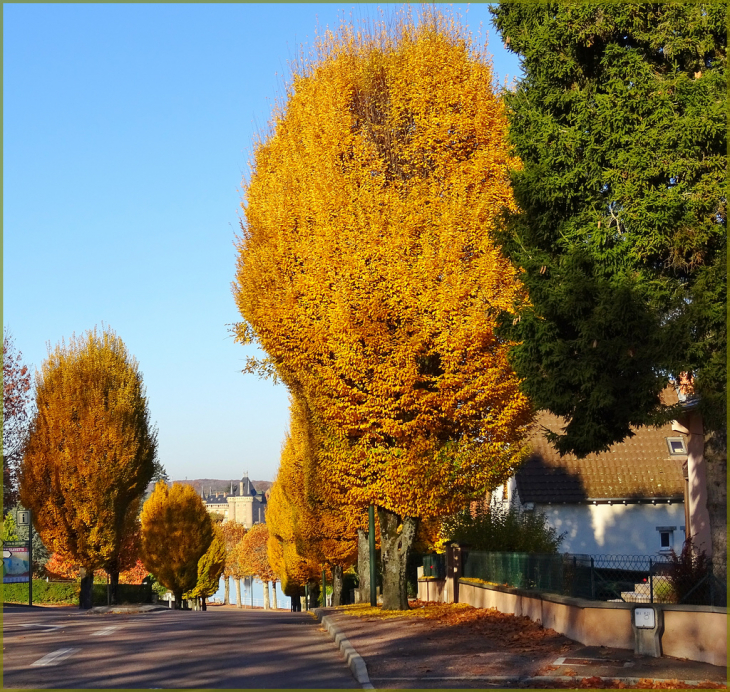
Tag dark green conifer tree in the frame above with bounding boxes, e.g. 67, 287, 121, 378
490, 4, 726, 578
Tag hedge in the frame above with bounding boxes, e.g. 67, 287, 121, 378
3, 580, 77, 604
3, 580, 153, 605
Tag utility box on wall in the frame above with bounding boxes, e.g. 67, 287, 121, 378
633, 606, 664, 657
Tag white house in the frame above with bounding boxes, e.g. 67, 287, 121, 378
500, 412, 689, 556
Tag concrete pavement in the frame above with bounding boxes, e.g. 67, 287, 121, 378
314, 605, 728, 689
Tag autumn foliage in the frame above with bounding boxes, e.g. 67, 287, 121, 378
140, 481, 214, 608
19, 327, 157, 606
266, 471, 320, 597
234, 8, 532, 608
184, 525, 226, 604
236, 523, 275, 582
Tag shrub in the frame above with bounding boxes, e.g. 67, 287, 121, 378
441, 502, 565, 553
667, 539, 712, 605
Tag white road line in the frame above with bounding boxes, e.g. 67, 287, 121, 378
91, 626, 120, 636
18, 624, 62, 632
30, 648, 80, 667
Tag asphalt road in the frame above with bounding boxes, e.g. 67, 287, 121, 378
2, 603, 360, 689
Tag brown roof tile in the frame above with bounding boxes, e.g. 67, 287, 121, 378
515, 412, 685, 503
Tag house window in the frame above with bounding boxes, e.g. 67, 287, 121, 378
656, 526, 676, 552
666, 437, 687, 455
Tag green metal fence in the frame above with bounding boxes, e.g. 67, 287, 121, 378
462, 551, 566, 593
422, 553, 446, 580
453, 551, 725, 607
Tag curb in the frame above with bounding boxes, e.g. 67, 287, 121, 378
314, 608, 374, 690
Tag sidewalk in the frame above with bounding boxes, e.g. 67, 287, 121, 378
315, 602, 728, 689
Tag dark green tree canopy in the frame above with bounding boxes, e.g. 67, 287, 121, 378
490, 3, 726, 456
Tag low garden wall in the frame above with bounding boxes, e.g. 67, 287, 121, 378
417, 577, 727, 667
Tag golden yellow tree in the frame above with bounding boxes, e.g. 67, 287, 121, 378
284, 396, 368, 605
221, 521, 247, 605
234, 9, 532, 609
20, 327, 157, 609
184, 524, 226, 610
266, 472, 320, 600
139, 481, 214, 609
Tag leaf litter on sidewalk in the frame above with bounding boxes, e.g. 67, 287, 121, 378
335, 602, 727, 689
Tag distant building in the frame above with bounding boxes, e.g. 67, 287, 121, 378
202, 474, 266, 528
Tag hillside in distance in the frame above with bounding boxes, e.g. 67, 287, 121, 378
146, 478, 273, 495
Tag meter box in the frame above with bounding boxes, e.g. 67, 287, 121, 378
634, 607, 656, 629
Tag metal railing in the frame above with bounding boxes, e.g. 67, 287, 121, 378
422, 553, 446, 580
449, 551, 726, 607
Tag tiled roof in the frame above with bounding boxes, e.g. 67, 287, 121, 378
515, 412, 685, 503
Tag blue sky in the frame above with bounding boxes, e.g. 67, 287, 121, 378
3, 3, 522, 483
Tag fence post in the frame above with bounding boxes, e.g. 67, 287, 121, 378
649, 558, 653, 604
571, 556, 576, 598
590, 557, 595, 600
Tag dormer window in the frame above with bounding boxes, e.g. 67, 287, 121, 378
666, 437, 687, 455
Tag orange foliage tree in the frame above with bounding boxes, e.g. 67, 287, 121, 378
220, 521, 247, 605
44, 554, 147, 585
237, 523, 277, 609
20, 327, 158, 609
234, 9, 532, 609
140, 481, 214, 609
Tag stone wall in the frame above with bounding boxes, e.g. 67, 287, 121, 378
417, 576, 727, 667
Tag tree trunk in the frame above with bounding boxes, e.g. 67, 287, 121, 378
173, 590, 183, 610
377, 506, 418, 611
357, 529, 370, 603
201, 596, 207, 611
272, 581, 278, 610
79, 570, 94, 610
234, 577, 242, 609
705, 429, 727, 597
332, 564, 343, 606
109, 571, 119, 606
223, 575, 230, 605
263, 580, 270, 610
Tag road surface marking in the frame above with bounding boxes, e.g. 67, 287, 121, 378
91, 626, 120, 636
18, 624, 62, 633
30, 648, 80, 667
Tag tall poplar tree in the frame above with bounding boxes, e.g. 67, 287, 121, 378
234, 8, 532, 610
140, 481, 214, 609
20, 327, 157, 609
490, 4, 726, 576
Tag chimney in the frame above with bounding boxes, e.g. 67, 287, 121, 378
239, 481, 244, 496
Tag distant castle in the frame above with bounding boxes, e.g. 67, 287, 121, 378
201, 474, 266, 528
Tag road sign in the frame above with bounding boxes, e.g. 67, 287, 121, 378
17, 510, 30, 526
